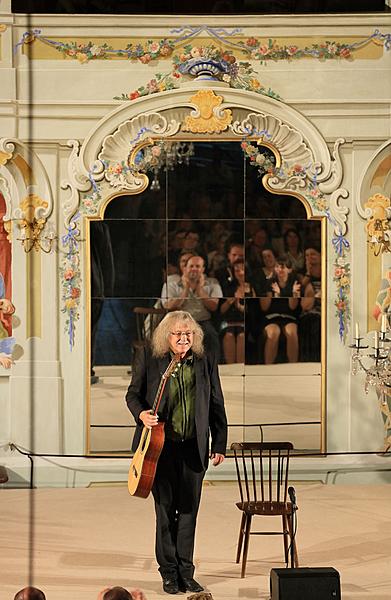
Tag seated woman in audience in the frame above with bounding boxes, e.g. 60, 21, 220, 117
283, 227, 305, 275
219, 258, 255, 364
259, 256, 301, 364
300, 266, 321, 362
301, 245, 321, 290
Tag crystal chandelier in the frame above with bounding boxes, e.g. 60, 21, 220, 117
350, 316, 391, 403
134, 141, 195, 191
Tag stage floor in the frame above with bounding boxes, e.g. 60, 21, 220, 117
1, 482, 391, 600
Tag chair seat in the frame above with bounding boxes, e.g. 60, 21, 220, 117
236, 500, 293, 516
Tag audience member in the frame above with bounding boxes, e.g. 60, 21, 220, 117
261, 247, 277, 280
97, 586, 146, 600
260, 255, 301, 364
161, 255, 222, 359
207, 232, 231, 277
14, 588, 46, 600
219, 258, 254, 364
283, 227, 305, 274
301, 245, 321, 290
246, 226, 270, 273
215, 241, 245, 292
299, 246, 322, 362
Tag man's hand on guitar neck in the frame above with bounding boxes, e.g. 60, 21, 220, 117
140, 410, 159, 429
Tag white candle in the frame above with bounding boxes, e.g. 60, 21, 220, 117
374, 331, 379, 350
381, 314, 387, 333
355, 322, 360, 339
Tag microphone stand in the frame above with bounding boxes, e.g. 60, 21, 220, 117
288, 487, 298, 568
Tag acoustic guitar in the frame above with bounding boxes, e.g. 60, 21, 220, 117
128, 354, 180, 498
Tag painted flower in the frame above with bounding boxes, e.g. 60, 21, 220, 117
190, 47, 202, 58
71, 287, 81, 299
246, 37, 258, 47
129, 90, 140, 100
339, 276, 350, 288
90, 45, 102, 56
222, 53, 236, 64
250, 78, 261, 89
314, 198, 327, 211
65, 298, 77, 310
139, 53, 152, 64
148, 42, 160, 54
172, 71, 181, 79
76, 52, 88, 64
287, 46, 298, 56
339, 47, 351, 59
64, 269, 74, 280
256, 153, 266, 166
336, 301, 346, 310
257, 45, 270, 56
160, 45, 172, 56
222, 74, 231, 83
147, 79, 159, 91
179, 53, 189, 62
83, 198, 93, 207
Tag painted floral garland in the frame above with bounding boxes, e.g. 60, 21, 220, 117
15, 28, 391, 64
114, 45, 281, 101
60, 212, 81, 350
241, 138, 350, 341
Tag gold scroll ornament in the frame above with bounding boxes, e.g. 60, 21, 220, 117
182, 90, 232, 134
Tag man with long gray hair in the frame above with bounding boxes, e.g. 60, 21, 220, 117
126, 310, 227, 595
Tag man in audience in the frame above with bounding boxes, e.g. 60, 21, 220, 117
161, 254, 222, 360
14, 588, 45, 600
215, 241, 245, 292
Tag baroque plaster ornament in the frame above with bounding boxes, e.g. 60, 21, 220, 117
15, 193, 54, 253
364, 193, 391, 255
182, 90, 232, 133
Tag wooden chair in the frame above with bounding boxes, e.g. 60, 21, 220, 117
230, 441, 298, 577
132, 305, 167, 353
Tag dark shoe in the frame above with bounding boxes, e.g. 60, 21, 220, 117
180, 577, 204, 593
162, 578, 179, 594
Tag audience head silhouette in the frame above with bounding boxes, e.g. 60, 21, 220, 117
14, 588, 46, 600
100, 587, 133, 600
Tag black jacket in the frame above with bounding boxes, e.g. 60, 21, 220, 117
125, 346, 228, 468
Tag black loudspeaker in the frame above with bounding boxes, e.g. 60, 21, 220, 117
270, 567, 341, 600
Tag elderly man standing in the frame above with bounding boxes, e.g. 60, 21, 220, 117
161, 255, 222, 361
126, 310, 227, 594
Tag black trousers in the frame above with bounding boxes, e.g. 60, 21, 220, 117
152, 438, 205, 580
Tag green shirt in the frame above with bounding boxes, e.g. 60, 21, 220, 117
165, 354, 196, 441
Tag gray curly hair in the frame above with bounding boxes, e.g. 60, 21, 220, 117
152, 310, 204, 357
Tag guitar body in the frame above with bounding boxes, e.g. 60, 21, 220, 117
128, 421, 165, 498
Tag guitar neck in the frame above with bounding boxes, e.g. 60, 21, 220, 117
150, 355, 179, 415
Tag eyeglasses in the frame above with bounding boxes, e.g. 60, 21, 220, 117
170, 331, 194, 338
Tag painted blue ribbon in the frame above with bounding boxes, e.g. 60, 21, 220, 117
332, 233, 350, 256
13, 29, 42, 54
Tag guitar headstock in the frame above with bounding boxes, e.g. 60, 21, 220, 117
162, 354, 181, 379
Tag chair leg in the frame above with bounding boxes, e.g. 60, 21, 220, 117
287, 513, 299, 568
241, 514, 252, 578
236, 512, 246, 564
282, 514, 289, 563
